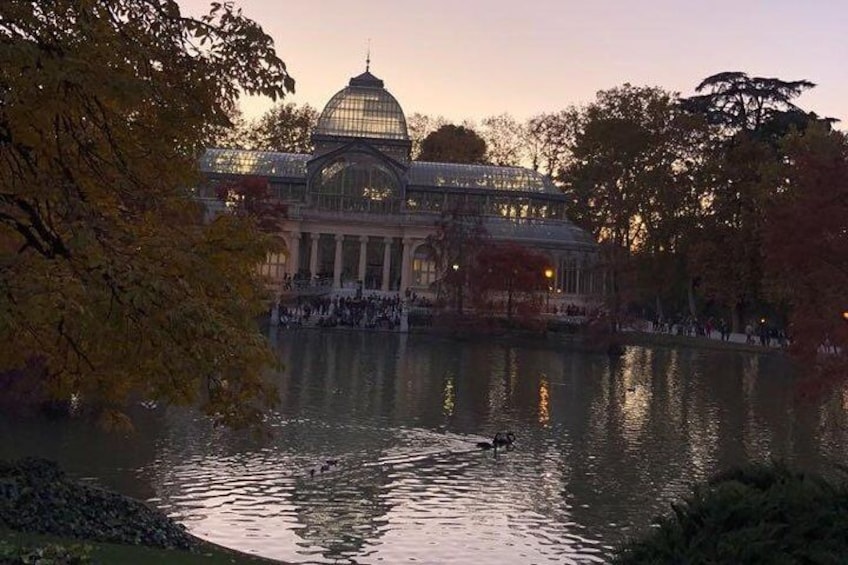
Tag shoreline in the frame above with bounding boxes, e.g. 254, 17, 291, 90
0, 458, 284, 564
269, 321, 784, 357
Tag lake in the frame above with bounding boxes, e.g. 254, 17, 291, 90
3, 329, 848, 564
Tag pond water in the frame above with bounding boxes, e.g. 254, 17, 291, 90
3, 330, 848, 564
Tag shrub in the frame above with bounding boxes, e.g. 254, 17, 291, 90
613, 461, 848, 564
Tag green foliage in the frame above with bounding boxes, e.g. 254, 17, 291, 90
613, 462, 848, 564
563, 84, 708, 322
419, 124, 487, 164
0, 540, 92, 564
242, 102, 318, 153
0, 1, 292, 428
683, 72, 830, 329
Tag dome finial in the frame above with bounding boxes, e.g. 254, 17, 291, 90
366, 38, 371, 72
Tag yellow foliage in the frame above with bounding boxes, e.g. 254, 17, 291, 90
0, 0, 294, 428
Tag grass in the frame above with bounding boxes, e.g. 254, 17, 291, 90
0, 528, 281, 565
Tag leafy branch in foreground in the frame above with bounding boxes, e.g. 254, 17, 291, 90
0, 0, 294, 428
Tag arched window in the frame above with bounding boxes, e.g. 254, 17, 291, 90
260, 251, 287, 287
412, 245, 438, 287
312, 154, 400, 213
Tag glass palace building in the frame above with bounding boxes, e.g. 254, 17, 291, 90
199, 69, 599, 304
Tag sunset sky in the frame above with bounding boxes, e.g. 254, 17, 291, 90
178, 0, 848, 126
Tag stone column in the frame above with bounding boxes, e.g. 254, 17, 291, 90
575, 267, 582, 295
358, 236, 368, 284
333, 233, 344, 289
381, 237, 392, 292
309, 233, 319, 277
400, 237, 413, 295
287, 231, 301, 276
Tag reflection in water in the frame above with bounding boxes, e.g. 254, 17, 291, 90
4, 331, 848, 564
538, 376, 550, 427
442, 375, 455, 419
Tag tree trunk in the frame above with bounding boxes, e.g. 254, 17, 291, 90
688, 279, 697, 318
732, 301, 745, 334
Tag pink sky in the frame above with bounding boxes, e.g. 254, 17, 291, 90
178, 0, 847, 127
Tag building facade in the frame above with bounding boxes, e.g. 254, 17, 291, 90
199, 69, 599, 306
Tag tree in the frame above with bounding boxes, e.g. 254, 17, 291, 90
406, 112, 447, 159
480, 113, 526, 167
762, 125, 848, 383
418, 124, 487, 164
243, 102, 318, 153
214, 176, 288, 234
683, 72, 830, 330
526, 109, 580, 178
564, 84, 706, 327
427, 206, 489, 314
683, 72, 818, 134
0, 0, 294, 429
473, 243, 550, 321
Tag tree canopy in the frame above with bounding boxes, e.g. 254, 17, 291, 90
762, 125, 848, 375
0, 0, 294, 428
242, 102, 318, 153
683, 72, 818, 134
418, 124, 487, 164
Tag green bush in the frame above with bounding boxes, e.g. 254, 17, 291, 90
0, 540, 91, 564
613, 462, 848, 564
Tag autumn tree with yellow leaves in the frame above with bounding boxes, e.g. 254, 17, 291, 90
0, 0, 294, 428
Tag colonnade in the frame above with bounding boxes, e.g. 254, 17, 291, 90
286, 231, 419, 293
280, 231, 600, 300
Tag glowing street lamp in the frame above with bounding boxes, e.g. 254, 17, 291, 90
451, 263, 462, 313
544, 268, 554, 311
842, 310, 848, 322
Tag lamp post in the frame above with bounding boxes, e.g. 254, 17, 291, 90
452, 263, 462, 314
544, 268, 554, 312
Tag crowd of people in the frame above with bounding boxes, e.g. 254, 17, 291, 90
273, 285, 597, 333
278, 293, 404, 330
650, 315, 788, 348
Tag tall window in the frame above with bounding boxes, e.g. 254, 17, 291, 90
412, 245, 438, 287
312, 154, 400, 214
260, 252, 287, 286
559, 258, 578, 295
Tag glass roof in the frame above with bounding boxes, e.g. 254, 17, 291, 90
409, 162, 558, 194
315, 73, 409, 141
484, 217, 596, 247
199, 148, 308, 178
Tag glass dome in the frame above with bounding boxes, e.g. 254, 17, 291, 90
314, 71, 409, 141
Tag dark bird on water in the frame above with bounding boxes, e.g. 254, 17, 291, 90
494, 431, 516, 448
477, 432, 516, 450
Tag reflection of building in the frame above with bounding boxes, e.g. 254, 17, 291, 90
199, 68, 598, 304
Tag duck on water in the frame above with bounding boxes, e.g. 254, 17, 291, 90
476, 432, 516, 450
